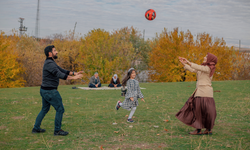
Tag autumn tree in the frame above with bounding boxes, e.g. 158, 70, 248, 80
149, 28, 241, 82
14, 34, 45, 86
113, 27, 152, 70
0, 32, 25, 88
51, 31, 82, 85
76, 28, 135, 83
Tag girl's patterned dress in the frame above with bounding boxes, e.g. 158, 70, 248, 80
121, 79, 144, 110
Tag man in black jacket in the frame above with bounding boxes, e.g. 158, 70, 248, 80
32, 45, 83, 136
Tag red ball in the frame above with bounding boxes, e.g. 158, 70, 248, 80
145, 9, 156, 21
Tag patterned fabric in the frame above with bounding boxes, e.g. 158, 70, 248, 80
121, 79, 144, 110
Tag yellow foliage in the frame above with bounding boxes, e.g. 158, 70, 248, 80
0, 27, 247, 87
0, 32, 25, 88
149, 28, 242, 82
52, 35, 82, 85
76, 29, 134, 83
14, 34, 45, 86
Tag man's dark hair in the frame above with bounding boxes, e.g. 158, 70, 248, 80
44, 45, 55, 57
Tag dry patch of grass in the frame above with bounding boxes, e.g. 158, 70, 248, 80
11, 116, 24, 120
0, 125, 7, 130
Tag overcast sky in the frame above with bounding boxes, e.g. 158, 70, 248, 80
0, 0, 250, 48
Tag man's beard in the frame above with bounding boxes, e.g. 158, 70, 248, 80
52, 54, 58, 59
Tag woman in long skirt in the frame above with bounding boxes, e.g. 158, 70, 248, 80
176, 53, 217, 135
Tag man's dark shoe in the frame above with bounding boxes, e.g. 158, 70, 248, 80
54, 129, 69, 136
32, 128, 46, 133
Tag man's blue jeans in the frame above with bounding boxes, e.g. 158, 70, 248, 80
34, 89, 64, 132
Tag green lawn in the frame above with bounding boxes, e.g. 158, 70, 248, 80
0, 80, 249, 149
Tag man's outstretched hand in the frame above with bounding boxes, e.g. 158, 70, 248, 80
75, 71, 84, 75
74, 74, 83, 79
67, 74, 83, 80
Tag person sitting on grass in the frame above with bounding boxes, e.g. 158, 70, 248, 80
108, 74, 121, 88
88, 72, 101, 88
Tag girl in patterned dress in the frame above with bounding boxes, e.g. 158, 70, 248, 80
115, 68, 145, 123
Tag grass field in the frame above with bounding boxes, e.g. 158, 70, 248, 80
0, 80, 249, 150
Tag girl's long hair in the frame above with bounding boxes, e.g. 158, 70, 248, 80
122, 68, 135, 87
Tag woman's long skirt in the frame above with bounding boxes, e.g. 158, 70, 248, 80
175, 94, 217, 129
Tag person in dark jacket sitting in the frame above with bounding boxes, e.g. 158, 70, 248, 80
89, 72, 101, 88
108, 74, 121, 88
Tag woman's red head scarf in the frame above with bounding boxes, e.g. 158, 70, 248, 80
201, 53, 218, 77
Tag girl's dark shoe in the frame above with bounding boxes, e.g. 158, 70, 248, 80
127, 118, 134, 123
116, 101, 121, 110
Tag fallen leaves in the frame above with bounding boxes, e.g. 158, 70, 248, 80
76, 103, 79, 105
164, 129, 168, 132
100, 145, 104, 150
114, 131, 119, 133
157, 134, 160, 136
164, 120, 169, 122
214, 90, 221, 92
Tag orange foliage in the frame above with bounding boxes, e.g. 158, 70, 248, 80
14, 34, 45, 86
0, 27, 248, 88
149, 28, 243, 82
